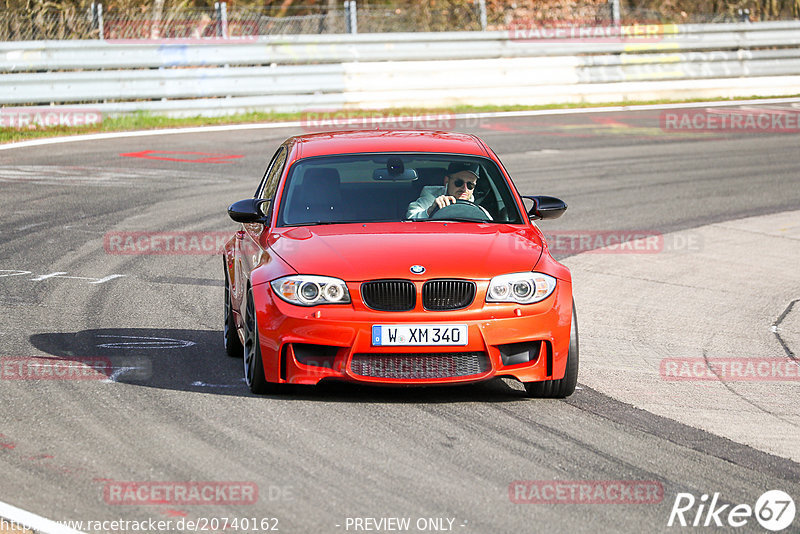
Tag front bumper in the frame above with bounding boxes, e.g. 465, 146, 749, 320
252, 279, 572, 386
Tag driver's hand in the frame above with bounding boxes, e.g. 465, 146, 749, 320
428, 195, 457, 216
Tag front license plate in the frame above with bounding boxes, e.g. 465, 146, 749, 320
371, 325, 468, 346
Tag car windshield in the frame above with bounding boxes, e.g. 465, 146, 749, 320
276, 153, 523, 226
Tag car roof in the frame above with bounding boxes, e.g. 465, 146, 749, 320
291, 130, 490, 159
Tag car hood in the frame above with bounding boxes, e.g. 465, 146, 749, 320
267, 223, 543, 281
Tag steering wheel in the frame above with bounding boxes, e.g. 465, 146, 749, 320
429, 199, 493, 221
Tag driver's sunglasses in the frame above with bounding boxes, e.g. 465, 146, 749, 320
453, 179, 476, 190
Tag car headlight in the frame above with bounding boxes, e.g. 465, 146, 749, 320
486, 272, 557, 304
271, 275, 351, 306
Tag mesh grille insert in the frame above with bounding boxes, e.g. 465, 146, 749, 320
350, 352, 489, 379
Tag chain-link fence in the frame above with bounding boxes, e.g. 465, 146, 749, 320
1, 6, 97, 40
1, 1, 798, 41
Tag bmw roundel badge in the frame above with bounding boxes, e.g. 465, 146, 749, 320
410, 265, 426, 274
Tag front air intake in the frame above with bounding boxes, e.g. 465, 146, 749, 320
350, 352, 489, 379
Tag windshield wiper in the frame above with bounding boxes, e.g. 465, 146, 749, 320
405, 217, 493, 223
288, 220, 364, 226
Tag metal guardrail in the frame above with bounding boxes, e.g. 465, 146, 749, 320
1, 22, 800, 115
4, 22, 800, 71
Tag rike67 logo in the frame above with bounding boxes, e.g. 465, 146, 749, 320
668, 490, 795, 531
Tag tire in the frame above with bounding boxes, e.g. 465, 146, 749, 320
242, 287, 279, 395
224, 269, 244, 358
524, 301, 579, 399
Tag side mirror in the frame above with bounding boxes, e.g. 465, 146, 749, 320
522, 195, 567, 220
228, 198, 271, 224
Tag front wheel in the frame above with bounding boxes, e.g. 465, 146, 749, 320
243, 288, 280, 395
524, 301, 579, 398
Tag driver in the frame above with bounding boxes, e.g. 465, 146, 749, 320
406, 162, 479, 220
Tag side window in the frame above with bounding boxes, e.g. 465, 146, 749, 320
256, 146, 287, 200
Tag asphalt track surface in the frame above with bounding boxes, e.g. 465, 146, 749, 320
1, 105, 800, 534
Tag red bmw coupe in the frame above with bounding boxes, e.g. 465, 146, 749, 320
223, 130, 578, 397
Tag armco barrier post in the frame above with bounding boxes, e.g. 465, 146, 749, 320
91, 2, 104, 40
478, 0, 487, 31
214, 2, 228, 39
345, 0, 358, 34
610, 0, 621, 24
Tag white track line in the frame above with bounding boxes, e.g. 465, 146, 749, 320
0, 121, 303, 151
0, 500, 86, 534
2, 96, 800, 152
